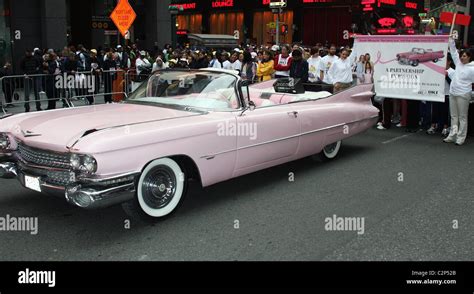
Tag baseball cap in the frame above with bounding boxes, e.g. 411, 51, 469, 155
271, 45, 280, 51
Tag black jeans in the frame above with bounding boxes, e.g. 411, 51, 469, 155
382, 98, 393, 128
406, 100, 420, 130
103, 73, 114, 103
24, 76, 42, 111
432, 95, 450, 127
45, 77, 59, 110
2, 82, 13, 105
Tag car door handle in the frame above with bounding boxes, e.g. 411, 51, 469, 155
287, 111, 298, 118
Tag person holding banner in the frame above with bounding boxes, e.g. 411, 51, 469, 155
444, 38, 474, 145
327, 47, 357, 93
319, 45, 338, 84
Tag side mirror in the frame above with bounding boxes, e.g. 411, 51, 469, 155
248, 100, 256, 111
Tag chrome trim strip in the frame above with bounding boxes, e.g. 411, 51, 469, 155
201, 115, 379, 159
78, 172, 140, 183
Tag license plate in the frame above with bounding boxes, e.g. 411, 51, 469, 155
24, 175, 41, 192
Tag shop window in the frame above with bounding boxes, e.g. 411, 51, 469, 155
177, 14, 203, 34
209, 12, 244, 42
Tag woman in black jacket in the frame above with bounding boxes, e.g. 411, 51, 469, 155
102, 51, 117, 104
45, 53, 60, 110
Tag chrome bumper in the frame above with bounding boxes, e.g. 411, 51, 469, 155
0, 161, 138, 210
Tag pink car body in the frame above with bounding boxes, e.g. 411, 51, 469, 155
0, 69, 378, 218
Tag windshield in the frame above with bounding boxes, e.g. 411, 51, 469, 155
126, 70, 241, 111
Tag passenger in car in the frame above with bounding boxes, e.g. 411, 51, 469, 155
289, 49, 309, 83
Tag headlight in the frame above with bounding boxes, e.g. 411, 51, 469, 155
0, 134, 10, 150
70, 154, 81, 169
69, 153, 98, 174
83, 155, 97, 174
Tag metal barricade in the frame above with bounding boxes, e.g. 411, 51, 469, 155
0, 69, 129, 115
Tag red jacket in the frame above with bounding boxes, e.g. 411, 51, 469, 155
273, 54, 292, 71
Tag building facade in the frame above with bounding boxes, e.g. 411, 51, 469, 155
171, 0, 356, 46
1, 0, 171, 73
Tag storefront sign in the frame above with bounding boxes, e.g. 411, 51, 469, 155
169, 3, 197, 10
355, 35, 449, 102
212, 0, 234, 8
378, 17, 396, 27
303, 0, 336, 3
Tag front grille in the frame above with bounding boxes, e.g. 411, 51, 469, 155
45, 170, 75, 186
17, 160, 76, 186
17, 143, 70, 169
15, 142, 75, 187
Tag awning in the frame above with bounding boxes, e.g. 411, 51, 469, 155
188, 34, 239, 48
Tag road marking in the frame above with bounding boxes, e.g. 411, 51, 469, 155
382, 134, 413, 144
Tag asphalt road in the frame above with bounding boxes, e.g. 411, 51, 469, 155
0, 127, 473, 261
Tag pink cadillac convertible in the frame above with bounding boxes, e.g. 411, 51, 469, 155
0, 69, 378, 220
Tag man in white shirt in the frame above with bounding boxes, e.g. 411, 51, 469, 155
327, 47, 357, 93
222, 52, 232, 70
319, 45, 339, 84
132, 51, 151, 92
230, 52, 242, 72
307, 46, 321, 83
212, 52, 231, 69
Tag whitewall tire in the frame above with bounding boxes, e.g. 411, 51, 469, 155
313, 141, 342, 162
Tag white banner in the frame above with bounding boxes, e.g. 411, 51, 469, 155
354, 35, 449, 102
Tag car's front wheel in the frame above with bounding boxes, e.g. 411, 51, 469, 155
411, 60, 419, 66
313, 141, 342, 161
122, 158, 187, 222
433, 58, 439, 63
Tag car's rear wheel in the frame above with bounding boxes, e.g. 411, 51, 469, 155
122, 158, 187, 222
433, 58, 439, 63
313, 141, 342, 161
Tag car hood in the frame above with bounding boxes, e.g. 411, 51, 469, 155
12, 103, 203, 151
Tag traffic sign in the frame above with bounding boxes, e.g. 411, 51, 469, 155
110, 0, 136, 37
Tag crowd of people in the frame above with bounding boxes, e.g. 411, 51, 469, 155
0, 38, 473, 144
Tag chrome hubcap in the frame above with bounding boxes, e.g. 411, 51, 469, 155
142, 165, 176, 209
324, 142, 338, 154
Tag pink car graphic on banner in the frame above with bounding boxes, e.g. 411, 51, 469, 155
396, 48, 445, 67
